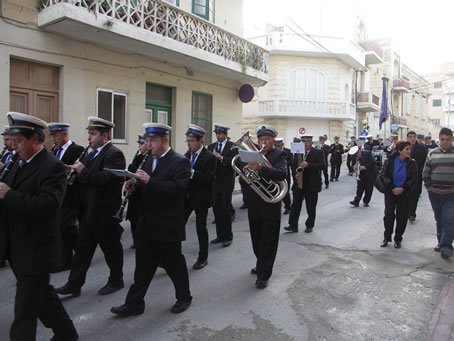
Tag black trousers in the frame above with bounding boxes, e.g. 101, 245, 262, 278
213, 189, 233, 241
347, 155, 356, 174
125, 239, 191, 309
408, 178, 423, 218
330, 161, 341, 180
68, 219, 123, 288
185, 207, 209, 262
59, 206, 79, 270
288, 189, 318, 229
322, 163, 329, 186
10, 271, 76, 341
353, 178, 374, 204
248, 202, 281, 281
384, 191, 410, 242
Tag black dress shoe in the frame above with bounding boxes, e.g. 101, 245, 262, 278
394, 241, 402, 249
349, 201, 359, 207
325, 184, 329, 189
222, 240, 232, 247
283, 209, 291, 215
98, 281, 124, 295
210, 237, 223, 244
284, 225, 298, 233
304, 227, 313, 233
363, 203, 369, 207
0, 260, 6, 268
55, 283, 81, 297
171, 297, 192, 314
408, 216, 416, 222
380, 240, 389, 247
192, 260, 208, 270
335, 178, 339, 181
50, 331, 79, 341
240, 204, 248, 209
255, 279, 268, 289
330, 179, 334, 182
250, 267, 257, 275
111, 304, 144, 317
434, 245, 441, 252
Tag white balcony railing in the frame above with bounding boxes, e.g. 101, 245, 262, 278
39, 0, 268, 74
258, 99, 356, 121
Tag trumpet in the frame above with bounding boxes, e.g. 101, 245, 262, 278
67, 144, 91, 182
231, 132, 288, 204
113, 152, 150, 222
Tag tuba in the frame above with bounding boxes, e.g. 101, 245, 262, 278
231, 132, 288, 204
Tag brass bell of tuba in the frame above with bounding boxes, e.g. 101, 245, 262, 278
231, 131, 288, 204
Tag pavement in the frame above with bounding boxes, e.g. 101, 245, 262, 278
1, 170, 454, 340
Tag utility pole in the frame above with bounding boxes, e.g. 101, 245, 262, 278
449, 91, 452, 129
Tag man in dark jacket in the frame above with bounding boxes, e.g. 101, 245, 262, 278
126, 134, 149, 249
111, 123, 192, 316
284, 135, 324, 233
329, 136, 344, 181
239, 125, 287, 289
0, 112, 78, 341
407, 131, 428, 222
349, 146, 378, 207
207, 124, 237, 247
48, 122, 85, 271
318, 135, 330, 188
184, 124, 216, 270
275, 138, 292, 213
346, 135, 357, 176
56, 117, 126, 297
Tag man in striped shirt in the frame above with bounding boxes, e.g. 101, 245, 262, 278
423, 127, 454, 259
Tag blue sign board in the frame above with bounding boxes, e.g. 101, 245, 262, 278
391, 124, 398, 132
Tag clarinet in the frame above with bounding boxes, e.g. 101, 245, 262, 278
50, 143, 57, 154
0, 153, 19, 182
113, 152, 150, 222
67, 143, 91, 182
0, 146, 8, 161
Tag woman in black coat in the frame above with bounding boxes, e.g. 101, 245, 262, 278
378, 141, 418, 248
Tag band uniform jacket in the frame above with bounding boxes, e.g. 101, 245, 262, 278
329, 143, 344, 163
135, 149, 191, 242
54, 142, 84, 208
0, 149, 67, 275
77, 143, 126, 235
126, 152, 147, 222
291, 148, 325, 193
240, 148, 287, 207
283, 147, 293, 179
319, 144, 330, 166
411, 142, 428, 179
184, 147, 216, 210
207, 140, 237, 192
357, 150, 379, 183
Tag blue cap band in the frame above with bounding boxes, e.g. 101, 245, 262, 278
145, 127, 170, 135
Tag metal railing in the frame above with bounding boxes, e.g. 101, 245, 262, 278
39, 0, 268, 73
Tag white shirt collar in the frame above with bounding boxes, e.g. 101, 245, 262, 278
92, 141, 111, 158
25, 146, 45, 164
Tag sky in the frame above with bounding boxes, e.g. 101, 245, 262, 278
243, 0, 454, 75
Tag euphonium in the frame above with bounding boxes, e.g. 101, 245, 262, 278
231, 132, 288, 204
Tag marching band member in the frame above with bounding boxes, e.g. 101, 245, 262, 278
346, 135, 357, 176
329, 136, 344, 181
348, 146, 378, 207
384, 135, 398, 156
0, 125, 15, 172
0, 112, 78, 341
126, 134, 149, 249
48, 122, 85, 272
424, 135, 438, 150
207, 124, 237, 247
111, 123, 192, 317
364, 135, 378, 151
318, 135, 330, 188
184, 124, 216, 270
56, 117, 126, 297
284, 134, 324, 233
275, 138, 292, 214
239, 125, 287, 289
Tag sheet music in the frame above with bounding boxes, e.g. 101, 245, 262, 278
104, 168, 141, 179
290, 142, 305, 154
238, 150, 264, 163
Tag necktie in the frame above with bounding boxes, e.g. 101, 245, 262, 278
217, 142, 222, 154
190, 153, 197, 169
56, 147, 63, 159
152, 156, 160, 172
89, 149, 98, 160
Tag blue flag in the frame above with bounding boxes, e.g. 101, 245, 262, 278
379, 77, 389, 130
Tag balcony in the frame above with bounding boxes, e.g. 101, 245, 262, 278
392, 78, 411, 93
356, 92, 380, 112
249, 33, 364, 69
392, 116, 408, 127
38, 0, 268, 86
358, 42, 384, 65
257, 99, 356, 121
